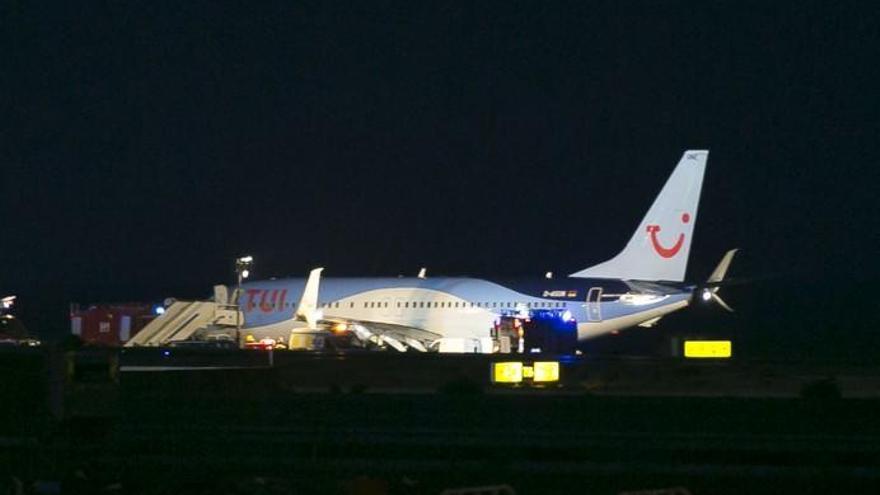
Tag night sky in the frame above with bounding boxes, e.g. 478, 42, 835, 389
3, 2, 880, 358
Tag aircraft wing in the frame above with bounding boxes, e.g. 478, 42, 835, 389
293, 267, 441, 352
322, 317, 442, 352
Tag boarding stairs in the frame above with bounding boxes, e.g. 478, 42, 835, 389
124, 286, 242, 347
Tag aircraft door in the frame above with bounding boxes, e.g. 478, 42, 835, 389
586, 287, 603, 322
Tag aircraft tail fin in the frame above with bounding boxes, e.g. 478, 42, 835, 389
570, 150, 709, 282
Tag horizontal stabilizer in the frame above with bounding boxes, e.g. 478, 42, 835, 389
703, 249, 738, 312
708, 249, 738, 285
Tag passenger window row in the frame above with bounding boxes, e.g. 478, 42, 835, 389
354, 301, 566, 309
251, 300, 568, 310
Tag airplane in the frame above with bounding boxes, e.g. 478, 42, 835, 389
232, 150, 736, 352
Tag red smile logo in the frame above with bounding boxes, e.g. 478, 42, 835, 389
646, 212, 690, 258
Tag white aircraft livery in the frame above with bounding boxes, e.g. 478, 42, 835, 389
235, 150, 736, 351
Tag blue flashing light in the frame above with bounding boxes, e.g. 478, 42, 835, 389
557, 354, 579, 364
154, 305, 166, 315
562, 310, 573, 322
162, 350, 171, 357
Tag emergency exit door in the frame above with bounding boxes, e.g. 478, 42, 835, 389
586, 287, 603, 322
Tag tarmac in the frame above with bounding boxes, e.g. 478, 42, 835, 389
2, 346, 880, 494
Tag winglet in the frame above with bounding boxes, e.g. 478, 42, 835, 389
295, 267, 324, 329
